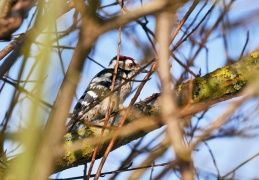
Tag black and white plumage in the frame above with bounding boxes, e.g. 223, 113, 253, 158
67, 55, 146, 133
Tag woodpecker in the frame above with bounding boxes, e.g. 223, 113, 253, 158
67, 55, 147, 133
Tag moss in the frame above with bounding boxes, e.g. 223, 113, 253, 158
176, 83, 182, 92
60, 126, 98, 166
250, 52, 259, 59
233, 80, 246, 90
58, 51, 259, 171
148, 105, 160, 116
63, 150, 77, 165
62, 137, 77, 165
191, 65, 246, 103
81, 146, 93, 156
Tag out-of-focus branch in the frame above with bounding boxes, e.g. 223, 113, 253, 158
0, 0, 174, 79
0, 34, 24, 60
27, 1, 103, 179
0, 77, 52, 108
0, 1, 8, 18
191, 62, 259, 149
156, 10, 193, 180
0, 0, 35, 40
56, 50, 259, 172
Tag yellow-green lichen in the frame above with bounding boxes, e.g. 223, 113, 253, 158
64, 132, 73, 141
81, 139, 95, 156
176, 83, 183, 93
193, 77, 207, 100
210, 66, 230, 78
233, 80, 246, 90
81, 146, 93, 156
148, 105, 160, 116
63, 136, 77, 164
250, 52, 259, 59
192, 65, 243, 102
63, 150, 77, 164
56, 51, 259, 172
77, 126, 87, 136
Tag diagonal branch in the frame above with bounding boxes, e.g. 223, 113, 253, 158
56, 50, 259, 172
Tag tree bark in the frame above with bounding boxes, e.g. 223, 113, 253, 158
56, 50, 259, 172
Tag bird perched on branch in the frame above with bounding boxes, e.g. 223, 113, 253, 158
67, 55, 148, 133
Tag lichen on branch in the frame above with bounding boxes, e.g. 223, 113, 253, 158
57, 50, 259, 172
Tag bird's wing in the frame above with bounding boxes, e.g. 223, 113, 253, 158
67, 69, 115, 133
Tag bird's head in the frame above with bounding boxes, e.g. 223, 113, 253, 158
108, 55, 148, 73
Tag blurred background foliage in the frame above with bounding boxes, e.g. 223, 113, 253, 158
0, 0, 259, 179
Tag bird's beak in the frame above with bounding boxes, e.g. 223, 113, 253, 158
141, 69, 149, 73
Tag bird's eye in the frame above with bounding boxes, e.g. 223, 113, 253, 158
129, 63, 133, 68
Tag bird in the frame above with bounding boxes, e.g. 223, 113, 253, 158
67, 55, 148, 133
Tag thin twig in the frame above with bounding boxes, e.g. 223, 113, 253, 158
94, 61, 157, 179
170, 0, 199, 44
88, 5, 124, 179
149, 162, 155, 180
221, 152, 259, 179
1, 77, 53, 108
51, 160, 176, 180
203, 141, 220, 178
238, 30, 249, 61
172, 1, 217, 51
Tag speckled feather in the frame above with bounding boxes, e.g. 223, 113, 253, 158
68, 68, 135, 132
67, 56, 141, 133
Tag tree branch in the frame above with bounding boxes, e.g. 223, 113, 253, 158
0, 0, 35, 40
56, 50, 259, 172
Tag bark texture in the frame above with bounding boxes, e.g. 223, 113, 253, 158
56, 51, 259, 172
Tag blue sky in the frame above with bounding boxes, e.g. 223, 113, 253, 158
1, 0, 259, 179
